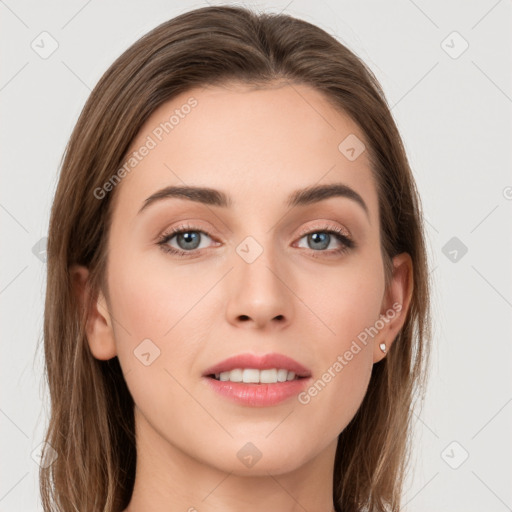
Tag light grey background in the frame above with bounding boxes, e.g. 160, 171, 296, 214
1, 0, 511, 510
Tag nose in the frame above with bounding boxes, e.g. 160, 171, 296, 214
224, 245, 294, 331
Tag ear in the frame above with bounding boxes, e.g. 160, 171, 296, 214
69, 264, 117, 360
373, 252, 413, 363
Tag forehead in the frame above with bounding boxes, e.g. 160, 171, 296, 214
112, 82, 378, 223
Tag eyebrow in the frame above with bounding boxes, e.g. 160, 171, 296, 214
138, 183, 370, 219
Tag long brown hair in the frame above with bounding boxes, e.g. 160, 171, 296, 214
40, 5, 432, 511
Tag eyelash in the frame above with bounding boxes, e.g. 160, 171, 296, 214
156, 223, 356, 259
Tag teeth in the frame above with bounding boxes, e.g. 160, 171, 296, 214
214, 368, 300, 383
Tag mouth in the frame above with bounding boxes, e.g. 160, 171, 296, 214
206, 368, 307, 384
202, 352, 312, 384
203, 369, 311, 407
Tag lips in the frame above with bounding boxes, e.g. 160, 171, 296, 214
202, 352, 312, 379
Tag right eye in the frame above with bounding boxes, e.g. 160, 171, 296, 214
157, 224, 217, 257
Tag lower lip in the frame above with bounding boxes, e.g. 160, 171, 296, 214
203, 376, 311, 407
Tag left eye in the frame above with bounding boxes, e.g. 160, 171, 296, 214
296, 231, 348, 251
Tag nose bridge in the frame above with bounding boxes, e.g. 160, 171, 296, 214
236, 231, 285, 296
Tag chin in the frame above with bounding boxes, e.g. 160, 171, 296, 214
196, 435, 315, 476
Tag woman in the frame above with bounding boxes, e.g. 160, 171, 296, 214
40, 5, 431, 511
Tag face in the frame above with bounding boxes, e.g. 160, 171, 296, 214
76, 82, 411, 476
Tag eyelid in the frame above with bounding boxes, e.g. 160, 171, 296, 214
157, 220, 351, 243
156, 220, 217, 241
295, 221, 352, 240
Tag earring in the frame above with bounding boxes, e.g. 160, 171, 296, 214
379, 342, 386, 353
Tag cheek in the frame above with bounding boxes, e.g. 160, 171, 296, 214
108, 252, 211, 419
105, 251, 209, 394
292, 252, 384, 423
108, 248, 210, 341
299, 253, 385, 346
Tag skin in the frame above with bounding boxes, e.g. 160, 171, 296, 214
71, 82, 413, 512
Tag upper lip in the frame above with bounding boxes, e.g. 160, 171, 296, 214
202, 352, 312, 378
